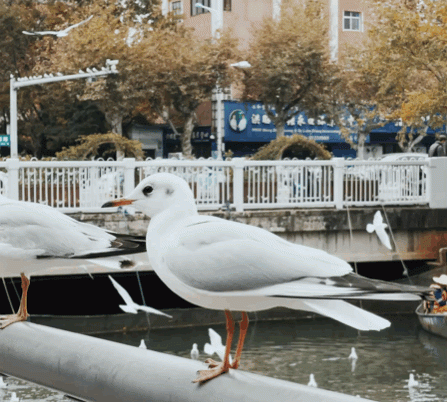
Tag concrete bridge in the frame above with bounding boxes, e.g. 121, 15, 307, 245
71, 205, 447, 265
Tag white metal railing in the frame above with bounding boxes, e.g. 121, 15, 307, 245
0, 157, 432, 212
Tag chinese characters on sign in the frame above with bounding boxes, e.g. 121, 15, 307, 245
224, 101, 357, 143
0, 135, 10, 147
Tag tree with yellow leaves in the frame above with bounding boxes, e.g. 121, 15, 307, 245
128, 26, 238, 158
240, 0, 336, 139
356, 0, 447, 151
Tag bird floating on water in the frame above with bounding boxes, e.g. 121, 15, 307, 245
366, 210, 392, 250
407, 373, 419, 388
108, 275, 172, 317
23, 15, 93, 37
348, 347, 358, 360
102, 173, 430, 383
308, 374, 317, 387
191, 343, 199, 360
10, 392, 20, 402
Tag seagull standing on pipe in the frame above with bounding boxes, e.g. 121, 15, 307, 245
0, 194, 147, 329
102, 173, 430, 383
22, 15, 93, 37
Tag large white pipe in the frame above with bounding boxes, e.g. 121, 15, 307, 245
0, 322, 376, 402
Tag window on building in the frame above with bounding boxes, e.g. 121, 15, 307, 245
191, 0, 211, 16
171, 1, 183, 16
343, 11, 362, 31
191, 0, 230, 15
223, 0, 231, 11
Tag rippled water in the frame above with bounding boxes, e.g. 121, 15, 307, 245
4, 314, 447, 401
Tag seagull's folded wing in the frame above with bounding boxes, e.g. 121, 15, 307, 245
162, 217, 352, 292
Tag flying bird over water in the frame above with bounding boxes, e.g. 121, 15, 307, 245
103, 173, 430, 383
23, 15, 93, 37
108, 275, 172, 317
0, 194, 147, 329
366, 210, 392, 250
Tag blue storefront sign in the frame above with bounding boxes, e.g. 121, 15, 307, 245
0, 135, 10, 147
224, 101, 361, 144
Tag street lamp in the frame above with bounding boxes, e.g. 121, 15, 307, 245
9, 59, 119, 159
195, 1, 224, 159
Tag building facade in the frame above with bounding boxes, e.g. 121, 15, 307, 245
149, 0, 432, 158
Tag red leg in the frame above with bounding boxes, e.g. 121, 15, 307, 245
193, 310, 235, 383
231, 312, 249, 369
0, 273, 30, 329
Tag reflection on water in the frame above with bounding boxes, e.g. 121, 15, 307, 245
6, 314, 447, 402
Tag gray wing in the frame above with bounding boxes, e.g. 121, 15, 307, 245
162, 217, 352, 292
0, 199, 115, 259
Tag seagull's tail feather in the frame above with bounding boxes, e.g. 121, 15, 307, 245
295, 299, 391, 331
70, 233, 146, 260
339, 273, 431, 299
86, 257, 137, 270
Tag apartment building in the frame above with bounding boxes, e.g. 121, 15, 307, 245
148, 1, 428, 158
164, 0, 370, 57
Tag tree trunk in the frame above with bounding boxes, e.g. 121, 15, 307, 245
182, 114, 194, 159
105, 112, 124, 160
357, 131, 367, 160
276, 123, 285, 138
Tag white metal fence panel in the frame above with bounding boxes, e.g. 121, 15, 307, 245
0, 158, 430, 211
343, 160, 428, 206
243, 160, 335, 209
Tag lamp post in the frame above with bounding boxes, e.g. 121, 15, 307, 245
195, 1, 224, 159
9, 59, 119, 159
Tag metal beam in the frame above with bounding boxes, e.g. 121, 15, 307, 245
0, 322, 375, 402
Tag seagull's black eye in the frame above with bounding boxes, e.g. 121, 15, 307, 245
142, 185, 153, 196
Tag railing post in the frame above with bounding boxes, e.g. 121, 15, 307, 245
6, 157, 19, 200
333, 158, 344, 210
427, 157, 447, 208
232, 158, 245, 212
123, 158, 136, 196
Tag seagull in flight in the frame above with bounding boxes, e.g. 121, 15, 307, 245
366, 210, 392, 250
102, 173, 430, 383
23, 15, 93, 37
108, 275, 172, 317
0, 194, 147, 329
204, 328, 233, 364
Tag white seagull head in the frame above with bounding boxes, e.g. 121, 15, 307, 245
102, 173, 196, 218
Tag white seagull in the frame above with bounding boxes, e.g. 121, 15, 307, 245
22, 15, 93, 38
348, 347, 358, 360
190, 343, 199, 360
366, 210, 392, 250
204, 328, 233, 365
139, 339, 147, 349
102, 173, 429, 383
10, 392, 20, 402
0, 194, 147, 329
307, 374, 317, 387
108, 275, 172, 317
